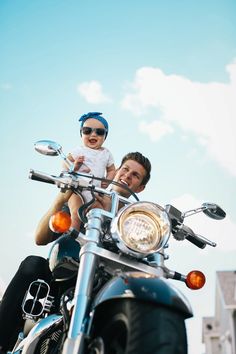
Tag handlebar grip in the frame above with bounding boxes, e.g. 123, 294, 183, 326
29, 169, 55, 185
30, 174, 55, 185
186, 235, 206, 249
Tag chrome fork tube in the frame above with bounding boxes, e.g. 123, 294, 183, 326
63, 209, 103, 354
68, 249, 97, 338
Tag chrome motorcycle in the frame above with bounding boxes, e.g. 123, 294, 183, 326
11, 140, 226, 354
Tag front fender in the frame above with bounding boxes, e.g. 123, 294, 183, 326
92, 273, 193, 319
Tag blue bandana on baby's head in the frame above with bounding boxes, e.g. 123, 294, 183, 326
78, 112, 109, 138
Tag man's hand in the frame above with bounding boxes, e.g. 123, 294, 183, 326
94, 194, 111, 211
57, 189, 73, 204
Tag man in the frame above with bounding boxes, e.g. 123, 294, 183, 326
35, 151, 151, 245
0, 152, 151, 353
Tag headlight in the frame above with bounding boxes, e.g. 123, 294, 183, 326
111, 202, 171, 257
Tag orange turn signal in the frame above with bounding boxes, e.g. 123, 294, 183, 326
49, 211, 71, 233
186, 270, 206, 290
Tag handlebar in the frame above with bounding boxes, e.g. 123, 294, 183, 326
172, 224, 216, 249
29, 170, 217, 249
165, 205, 216, 249
29, 169, 90, 189
29, 169, 140, 202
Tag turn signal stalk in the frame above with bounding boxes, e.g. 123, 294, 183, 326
49, 211, 71, 233
185, 270, 206, 290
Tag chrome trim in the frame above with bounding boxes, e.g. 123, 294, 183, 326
79, 242, 164, 277
12, 315, 62, 354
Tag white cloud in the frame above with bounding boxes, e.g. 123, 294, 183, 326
77, 80, 111, 104
138, 120, 174, 141
169, 193, 236, 252
121, 60, 236, 176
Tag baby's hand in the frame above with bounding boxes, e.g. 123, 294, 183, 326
73, 156, 91, 173
73, 156, 85, 171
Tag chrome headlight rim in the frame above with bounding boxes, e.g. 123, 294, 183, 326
111, 201, 171, 258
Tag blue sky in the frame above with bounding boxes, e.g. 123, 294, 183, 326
1, 1, 236, 353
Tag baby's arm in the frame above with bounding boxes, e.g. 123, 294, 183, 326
62, 153, 75, 171
106, 163, 116, 180
101, 163, 116, 188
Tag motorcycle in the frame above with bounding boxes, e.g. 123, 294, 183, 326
11, 140, 226, 354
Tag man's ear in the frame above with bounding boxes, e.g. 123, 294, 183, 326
135, 184, 145, 193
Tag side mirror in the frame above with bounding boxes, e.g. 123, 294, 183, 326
34, 140, 74, 172
34, 140, 62, 156
202, 203, 226, 220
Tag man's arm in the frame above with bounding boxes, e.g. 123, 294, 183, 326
35, 190, 73, 245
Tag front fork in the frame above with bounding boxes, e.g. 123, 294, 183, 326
62, 209, 103, 354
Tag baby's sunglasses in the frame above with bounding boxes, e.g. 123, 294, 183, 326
81, 126, 107, 136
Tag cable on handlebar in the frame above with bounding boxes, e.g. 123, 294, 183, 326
89, 175, 139, 201
77, 188, 96, 224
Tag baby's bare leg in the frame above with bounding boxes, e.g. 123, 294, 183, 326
68, 194, 84, 231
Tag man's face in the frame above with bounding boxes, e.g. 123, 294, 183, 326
113, 159, 146, 197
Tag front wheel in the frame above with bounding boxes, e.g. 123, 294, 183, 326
88, 299, 187, 354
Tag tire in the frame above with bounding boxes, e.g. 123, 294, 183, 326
88, 299, 187, 354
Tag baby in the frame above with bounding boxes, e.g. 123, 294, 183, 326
66, 112, 116, 231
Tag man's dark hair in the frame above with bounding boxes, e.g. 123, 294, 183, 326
120, 152, 151, 186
